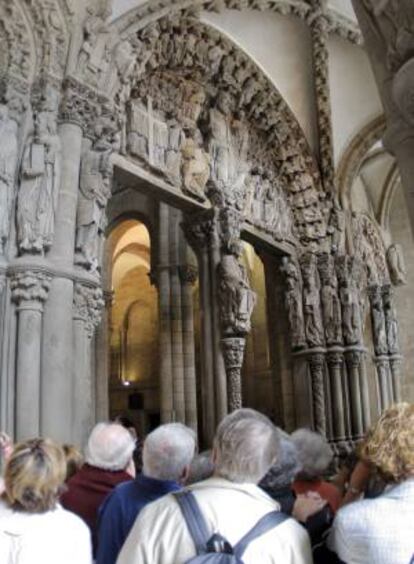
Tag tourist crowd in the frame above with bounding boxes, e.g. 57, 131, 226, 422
0, 403, 413, 564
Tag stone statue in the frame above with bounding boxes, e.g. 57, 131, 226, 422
0, 102, 20, 255
17, 91, 61, 255
383, 287, 399, 355
208, 91, 249, 206
387, 243, 407, 286
78, 0, 112, 86
301, 256, 324, 348
282, 257, 306, 350
319, 256, 342, 345
181, 135, 210, 201
339, 279, 362, 346
75, 118, 119, 271
370, 286, 389, 356
217, 253, 256, 337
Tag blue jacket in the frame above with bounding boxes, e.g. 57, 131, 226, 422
96, 473, 180, 564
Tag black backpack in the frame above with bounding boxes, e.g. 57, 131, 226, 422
174, 490, 288, 563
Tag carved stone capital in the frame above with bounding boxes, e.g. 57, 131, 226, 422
182, 209, 216, 252
73, 282, 105, 338
179, 265, 198, 286
221, 336, 246, 412
327, 350, 344, 366
59, 77, 110, 132
345, 350, 362, 369
10, 271, 51, 309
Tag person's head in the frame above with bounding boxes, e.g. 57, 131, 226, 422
213, 408, 280, 484
3, 438, 66, 513
186, 451, 215, 485
259, 434, 301, 491
114, 415, 138, 441
62, 444, 83, 481
291, 428, 333, 481
85, 422, 135, 472
142, 423, 196, 483
360, 403, 414, 483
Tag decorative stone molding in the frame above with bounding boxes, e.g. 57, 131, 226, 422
221, 336, 245, 412
113, 0, 362, 45
59, 77, 110, 131
10, 270, 51, 309
73, 282, 105, 338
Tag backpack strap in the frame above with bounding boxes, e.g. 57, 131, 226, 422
234, 511, 289, 558
174, 491, 211, 555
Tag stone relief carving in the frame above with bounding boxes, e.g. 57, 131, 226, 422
282, 257, 306, 351
387, 243, 407, 286
17, 86, 61, 255
0, 97, 24, 255
318, 253, 342, 346
382, 285, 400, 355
221, 336, 246, 412
75, 116, 120, 272
369, 285, 389, 356
361, 0, 414, 72
217, 253, 256, 337
207, 91, 249, 208
73, 283, 105, 337
181, 135, 210, 201
0, 2, 32, 81
337, 256, 363, 346
77, 0, 113, 87
351, 212, 389, 286
308, 352, 327, 436
301, 254, 324, 348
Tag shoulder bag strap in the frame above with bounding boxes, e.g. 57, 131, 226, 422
234, 511, 289, 558
174, 490, 211, 555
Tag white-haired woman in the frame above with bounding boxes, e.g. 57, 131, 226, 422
291, 428, 342, 514
0, 438, 92, 564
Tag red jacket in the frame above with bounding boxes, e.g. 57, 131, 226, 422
60, 463, 132, 554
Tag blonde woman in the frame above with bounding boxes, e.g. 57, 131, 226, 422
0, 438, 92, 564
328, 403, 414, 564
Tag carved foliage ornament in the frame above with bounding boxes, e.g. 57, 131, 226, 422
73, 282, 105, 337
10, 270, 51, 305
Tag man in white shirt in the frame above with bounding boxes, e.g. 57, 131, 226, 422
117, 408, 312, 564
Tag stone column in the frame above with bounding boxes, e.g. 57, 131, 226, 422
375, 357, 391, 412
345, 349, 364, 439
72, 282, 104, 447
358, 352, 371, 432
327, 349, 347, 444
169, 210, 185, 423
389, 356, 403, 403
180, 265, 198, 432
183, 212, 216, 443
41, 117, 83, 441
222, 338, 246, 412
308, 351, 327, 437
95, 291, 112, 421
158, 203, 174, 424
11, 271, 51, 440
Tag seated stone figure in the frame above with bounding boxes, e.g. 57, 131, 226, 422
96, 423, 196, 564
0, 438, 92, 564
328, 403, 414, 564
60, 422, 135, 556
117, 408, 312, 564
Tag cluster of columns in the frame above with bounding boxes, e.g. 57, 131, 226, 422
0, 79, 106, 446
155, 203, 198, 433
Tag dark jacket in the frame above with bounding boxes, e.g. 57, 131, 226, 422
60, 463, 132, 555
96, 473, 180, 564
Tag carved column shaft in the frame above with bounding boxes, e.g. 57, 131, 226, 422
308, 352, 327, 437
390, 356, 403, 403
11, 271, 51, 440
376, 357, 392, 412
327, 351, 346, 442
72, 283, 104, 447
345, 350, 364, 439
309, 7, 335, 194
